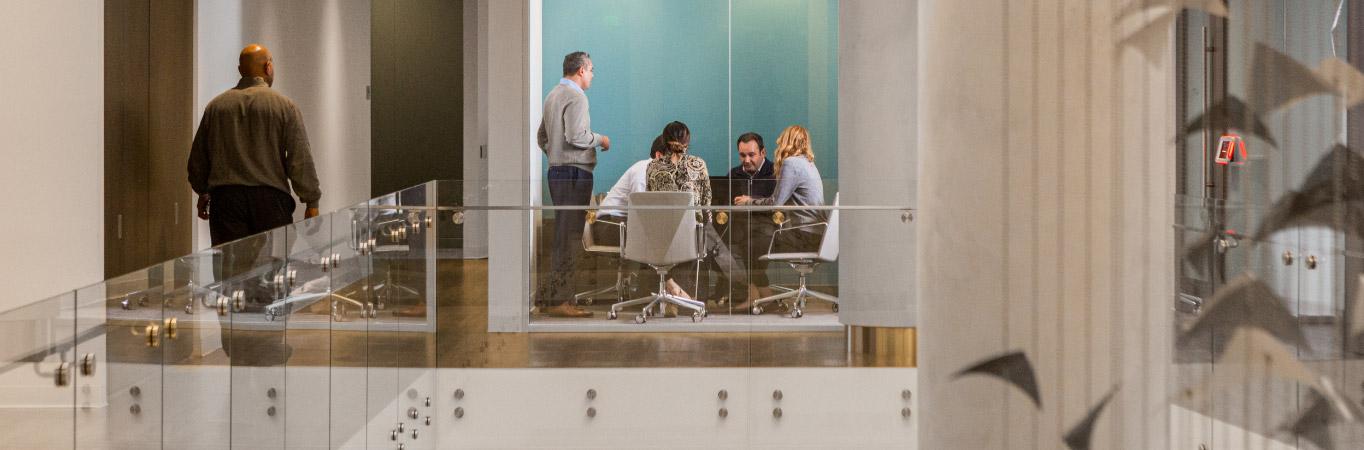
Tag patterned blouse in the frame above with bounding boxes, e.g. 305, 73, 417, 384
646, 154, 713, 211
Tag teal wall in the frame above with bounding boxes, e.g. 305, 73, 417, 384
542, 0, 838, 194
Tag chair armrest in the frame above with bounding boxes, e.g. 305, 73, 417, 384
766, 222, 829, 255
594, 218, 625, 228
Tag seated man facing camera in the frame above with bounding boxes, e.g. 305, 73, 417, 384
725, 132, 777, 305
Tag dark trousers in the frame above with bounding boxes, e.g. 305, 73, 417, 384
209, 185, 297, 245
675, 224, 749, 301
546, 166, 594, 305
727, 213, 775, 294
209, 185, 296, 365
748, 224, 820, 288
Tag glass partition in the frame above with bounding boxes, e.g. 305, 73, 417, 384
1173, 1, 1359, 447
540, 0, 839, 196
514, 177, 905, 332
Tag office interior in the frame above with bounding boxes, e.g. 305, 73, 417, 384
0, 0, 1362, 448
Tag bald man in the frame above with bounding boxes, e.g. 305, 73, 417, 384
188, 44, 320, 365
188, 44, 321, 246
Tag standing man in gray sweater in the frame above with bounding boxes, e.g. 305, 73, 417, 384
537, 51, 611, 318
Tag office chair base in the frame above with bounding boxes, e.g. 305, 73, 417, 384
608, 265, 707, 323
609, 292, 706, 323
573, 266, 628, 306
751, 262, 838, 319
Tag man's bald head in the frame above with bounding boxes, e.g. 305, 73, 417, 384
238, 44, 275, 86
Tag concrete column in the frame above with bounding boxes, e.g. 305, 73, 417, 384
484, 0, 537, 331
917, 1, 1174, 448
837, 0, 917, 327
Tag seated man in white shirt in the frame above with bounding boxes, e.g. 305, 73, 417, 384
594, 135, 665, 228
587, 135, 695, 300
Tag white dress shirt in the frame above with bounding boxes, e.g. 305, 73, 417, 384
597, 159, 652, 218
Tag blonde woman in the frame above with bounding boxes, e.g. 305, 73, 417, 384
733, 125, 826, 309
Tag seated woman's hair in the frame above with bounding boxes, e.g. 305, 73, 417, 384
649, 135, 667, 159
773, 125, 814, 175
661, 121, 691, 156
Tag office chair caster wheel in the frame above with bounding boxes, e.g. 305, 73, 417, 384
635, 314, 647, 324
751, 306, 762, 315
791, 309, 803, 319
607, 310, 618, 320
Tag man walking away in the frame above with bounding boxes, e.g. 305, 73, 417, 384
188, 44, 321, 364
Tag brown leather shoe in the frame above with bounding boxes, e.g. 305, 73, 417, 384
546, 303, 594, 318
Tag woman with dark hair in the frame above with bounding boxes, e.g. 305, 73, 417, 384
645, 121, 748, 311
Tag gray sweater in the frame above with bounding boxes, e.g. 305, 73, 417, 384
537, 82, 604, 172
187, 77, 322, 208
752, 156, 825, 231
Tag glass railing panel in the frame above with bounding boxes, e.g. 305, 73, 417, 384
77, 266, 166, 449
364, 190, 401, 449
330, 199, 374, 448
160, 248, 231, 449
0, 291, 77, 450
217, 227, 290, 449
282, 211, 333, 448
6, 178, 922, 449
72, 277, 107, 450
392, 182, 439, 449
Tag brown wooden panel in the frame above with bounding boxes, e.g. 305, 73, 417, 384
104, 0, 151, 278
371, 0, 464, 196
147, 0, 194, 264
104, 0, 194, 278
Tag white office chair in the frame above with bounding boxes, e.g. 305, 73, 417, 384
609, 191, 707, 323
750, 193, 840, 318
574, 194, 627, 305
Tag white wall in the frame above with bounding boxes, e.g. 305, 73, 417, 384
194, 0, 372, 250
0, 0, 103, 414
0, 1, 104, 308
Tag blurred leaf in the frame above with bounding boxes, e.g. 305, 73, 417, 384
1180, 96, 1277, 147
1177, 274, 1308, 351
952, 351, 1041, 409
1063, 386, 1120, 450
1249, 43, 1334, 114
1315, 58, 1364, 108
1279, 391, 1337, 450
1255, 145, 1364, 240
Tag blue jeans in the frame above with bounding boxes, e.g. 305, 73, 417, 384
546, 166, 594, 305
